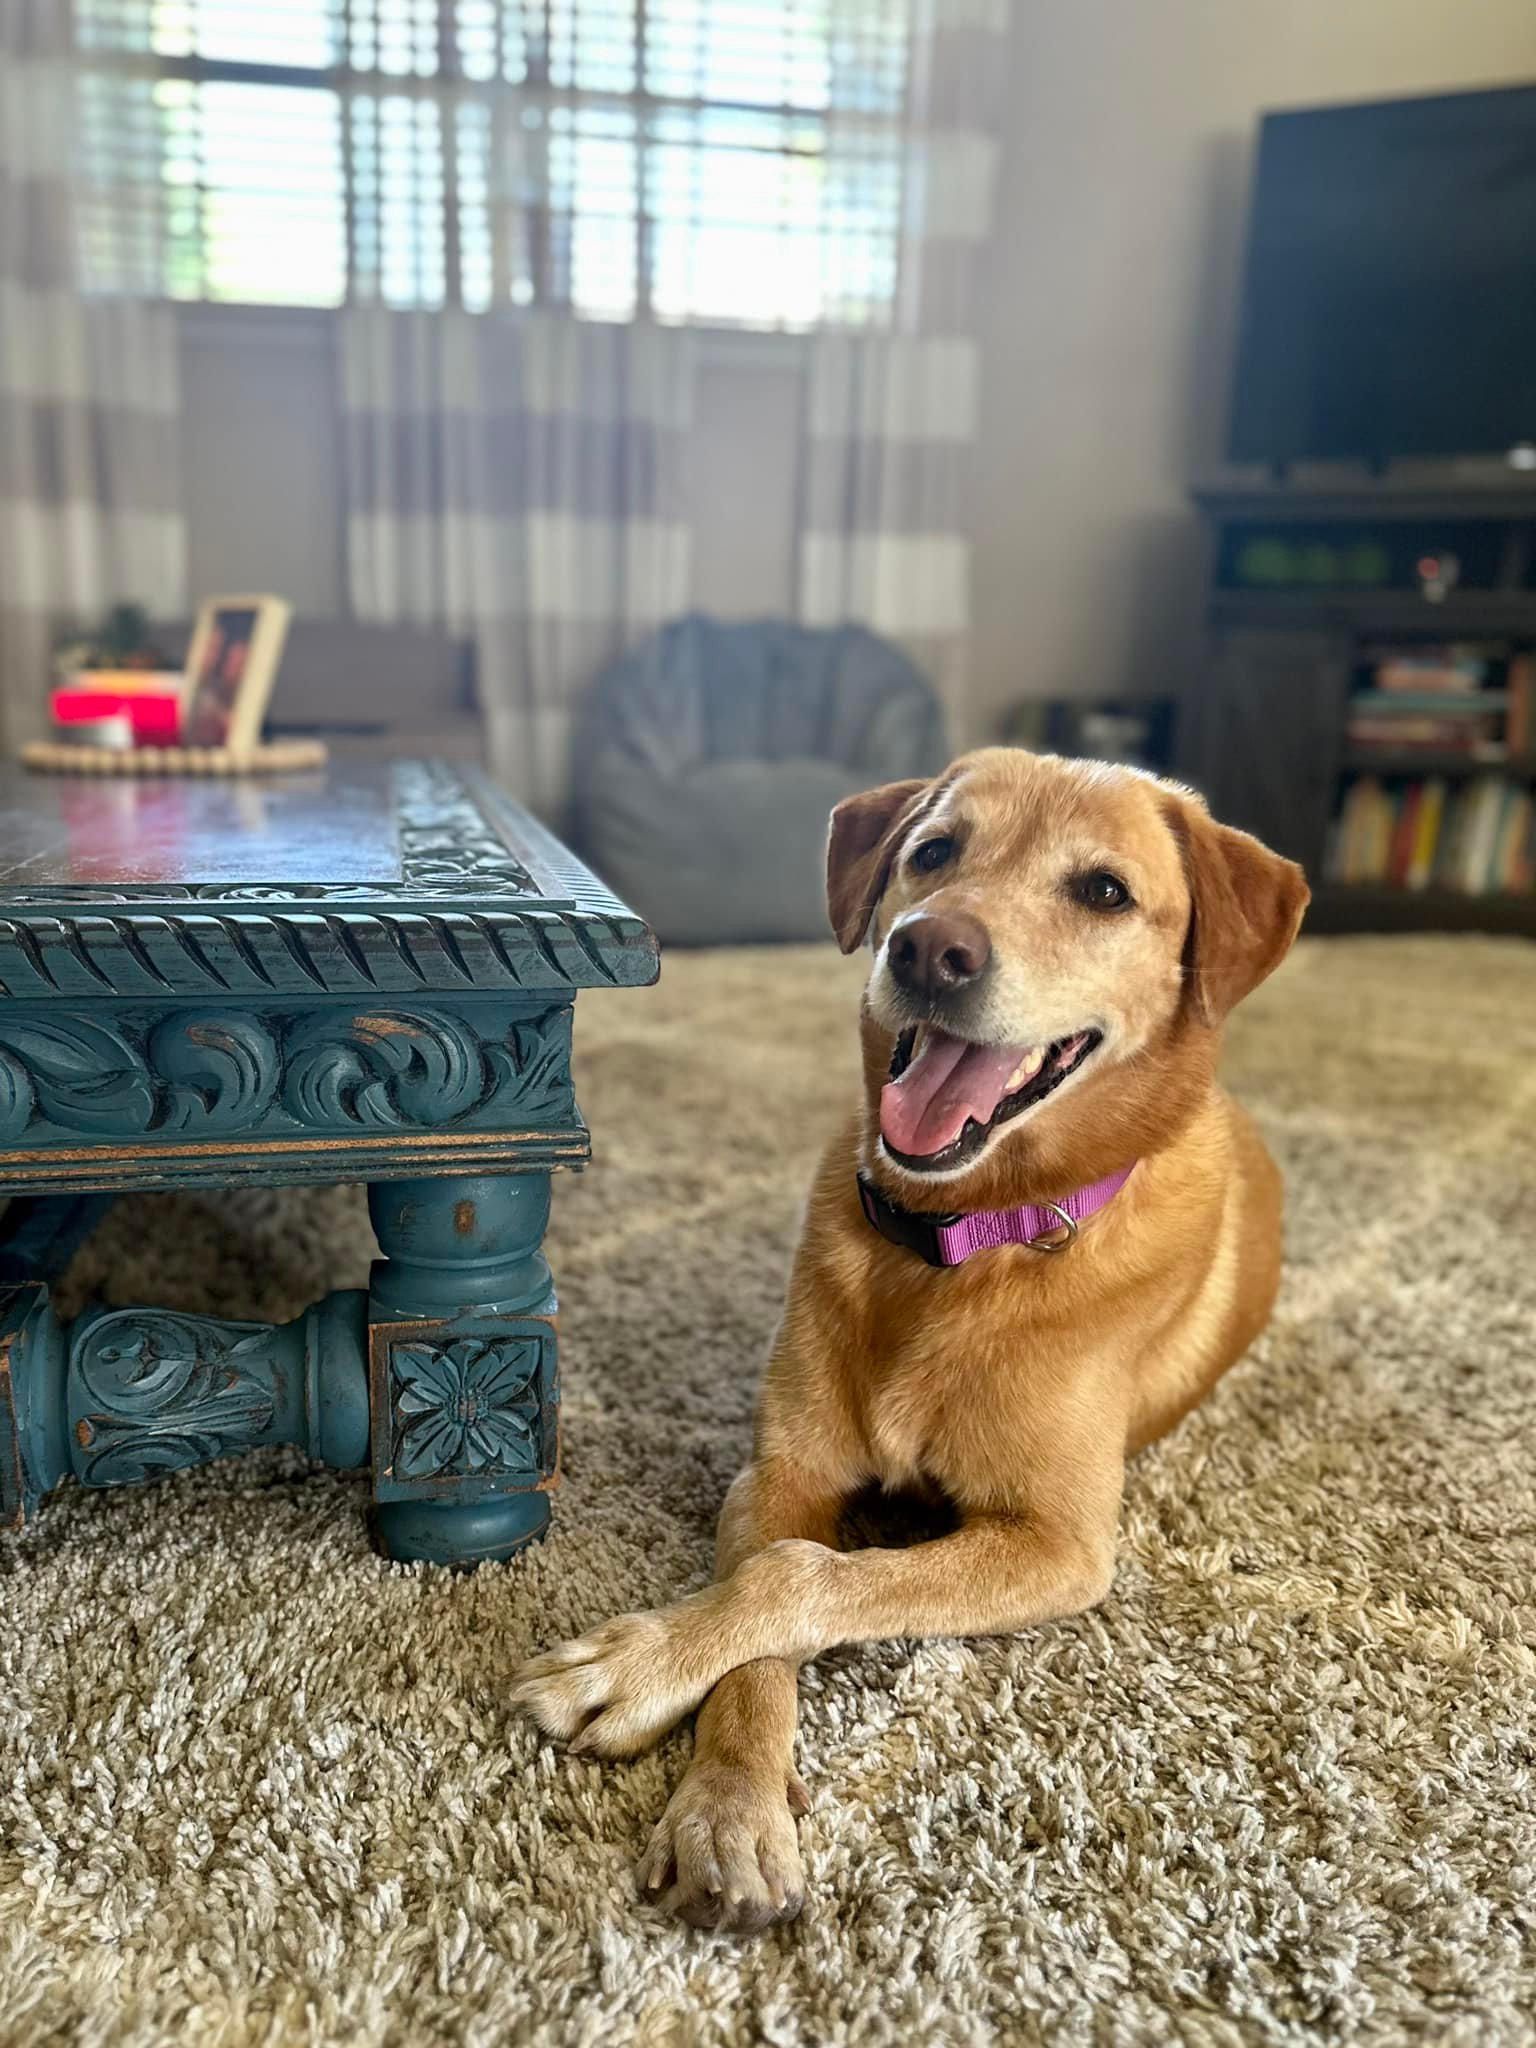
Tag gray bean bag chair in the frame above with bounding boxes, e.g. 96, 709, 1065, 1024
572, 616, 946, 945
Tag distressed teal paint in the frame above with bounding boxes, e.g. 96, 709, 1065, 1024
1, 1284, 369, 1513
72, 1307, 280, 1484
0, 761, 656, 1565
0, 903, 657, 1002
366, 1176, 560, 1561
372, 1492, 551, 1566
0, 997, 581, 1195
1, 1181, 562, 1565
0, 1285, 68, 1528
0, 765, 656, 1000
374, 1323, 558, 1492
368, 1173, 554, 1318
389, 1336, 546, 1479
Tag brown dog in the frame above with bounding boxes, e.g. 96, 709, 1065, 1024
514, 747, 1309, 1932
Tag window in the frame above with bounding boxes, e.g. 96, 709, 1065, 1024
72, 0, 911, 327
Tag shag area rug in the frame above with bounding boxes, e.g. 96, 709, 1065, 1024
2, 937, 1534, 2048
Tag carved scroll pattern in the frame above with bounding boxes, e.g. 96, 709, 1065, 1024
0, 1004, 570, 1141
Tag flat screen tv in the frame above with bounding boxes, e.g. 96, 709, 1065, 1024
1227, 84, 1536, 467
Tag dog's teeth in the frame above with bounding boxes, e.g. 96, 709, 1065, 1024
1005, 1049, 1045, 1092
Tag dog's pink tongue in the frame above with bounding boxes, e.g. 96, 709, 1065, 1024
880, 1031, 1029, 1159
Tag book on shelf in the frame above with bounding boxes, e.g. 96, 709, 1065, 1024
1493, 785, 1534, 893
1507, 652, 1533, 757
1348, 689, 1510, 715
1365, 645, 1490, 694
1328, 770, 1536, 895
1445, 777, 1507, 895
1408, 779, 1445, 890
1386, 782, 1421, 886
1346, 715, 1503, 754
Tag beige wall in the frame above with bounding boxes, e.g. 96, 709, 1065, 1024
968, 0, 1536, 738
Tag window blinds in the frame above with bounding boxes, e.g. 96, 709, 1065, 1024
72, 0, 911, 325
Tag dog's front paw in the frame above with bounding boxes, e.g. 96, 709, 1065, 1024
637, 1758, 809, 1934
512, 1605, 711, 1758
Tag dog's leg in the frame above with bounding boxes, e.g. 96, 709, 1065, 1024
514, 1437, 1123, 1760
634, 1458, 844, 1933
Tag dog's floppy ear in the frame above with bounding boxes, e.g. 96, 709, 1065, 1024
826, 778, 930, 953
1160, 787, 1310, 1022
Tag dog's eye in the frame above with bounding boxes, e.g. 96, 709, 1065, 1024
911, 836, 955, 875
1072, 869, 1132, 912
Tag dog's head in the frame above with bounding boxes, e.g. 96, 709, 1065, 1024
827, 748, 1308, 1204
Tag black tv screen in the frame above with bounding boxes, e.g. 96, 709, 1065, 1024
1228, 85, 1536, 466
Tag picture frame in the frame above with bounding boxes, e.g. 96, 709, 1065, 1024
181, 595, 292, 754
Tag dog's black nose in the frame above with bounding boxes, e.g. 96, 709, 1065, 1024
888, 911, 992, 999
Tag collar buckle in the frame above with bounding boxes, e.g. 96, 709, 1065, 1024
856, 1173, 959, 1268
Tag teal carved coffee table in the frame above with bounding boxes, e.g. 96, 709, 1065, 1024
0, 761, 656, 1564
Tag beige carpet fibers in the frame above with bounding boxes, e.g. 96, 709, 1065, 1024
3, 937, 1535, 2047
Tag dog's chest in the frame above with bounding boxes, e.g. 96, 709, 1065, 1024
844, 1252, 1099, 1494
855, 1305, 1023, 1489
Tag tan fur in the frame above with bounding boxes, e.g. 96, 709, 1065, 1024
515, 748, 1309, 1933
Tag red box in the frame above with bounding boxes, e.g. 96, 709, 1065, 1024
52, 684, 182, 744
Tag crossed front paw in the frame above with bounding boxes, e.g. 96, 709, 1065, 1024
512, 1605, 711, 1758
637, 1757, 810, 1934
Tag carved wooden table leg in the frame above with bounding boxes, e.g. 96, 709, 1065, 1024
0, 1282, 370, 1528
366, 1174, 559, 1566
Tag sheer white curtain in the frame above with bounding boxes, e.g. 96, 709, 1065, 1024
0, 0, 185, 751
797, 0, 1009, 726
339, 309, 695, 819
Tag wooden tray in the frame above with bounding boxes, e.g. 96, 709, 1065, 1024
22, 739, 329, 776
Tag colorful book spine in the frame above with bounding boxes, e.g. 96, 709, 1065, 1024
1407, 779, 1445, 890
1452, 777, 1506, 894
1387, 783, 1421, 887
1507, 653, 1533, 758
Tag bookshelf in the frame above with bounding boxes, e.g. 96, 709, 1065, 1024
1183, 477, 1536, 939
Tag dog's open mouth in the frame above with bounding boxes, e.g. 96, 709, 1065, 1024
880, 1024, 1102, 1172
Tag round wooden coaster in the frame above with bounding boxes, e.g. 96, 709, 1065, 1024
21, 739, 330, 776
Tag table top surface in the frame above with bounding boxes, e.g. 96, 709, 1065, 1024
0, 759, 546, 896
0, 759, 657, 999
0, 764, 404, 889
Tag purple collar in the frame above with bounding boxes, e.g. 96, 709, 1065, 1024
857, 1164, 1135, 1268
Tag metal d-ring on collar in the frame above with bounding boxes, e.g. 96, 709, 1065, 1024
1026, 1202, 1078, 1252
